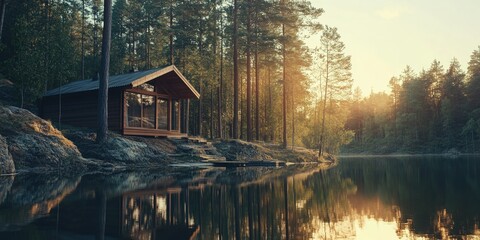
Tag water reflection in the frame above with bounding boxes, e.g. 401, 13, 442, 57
0, 157, 480, 239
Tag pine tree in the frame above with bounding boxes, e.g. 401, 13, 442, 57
97, 0, 112, 143
316, 26, 352, 156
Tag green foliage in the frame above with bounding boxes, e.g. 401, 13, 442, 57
1, 0, 78, 105
344, 47, 480, 154
306, 26, 353, 155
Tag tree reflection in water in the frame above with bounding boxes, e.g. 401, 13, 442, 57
1, 156, 480, 239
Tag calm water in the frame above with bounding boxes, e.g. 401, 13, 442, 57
1, 156, 480, 239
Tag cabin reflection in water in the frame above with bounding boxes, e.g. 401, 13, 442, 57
3, 158, 480, 239
121, 187, 199, 240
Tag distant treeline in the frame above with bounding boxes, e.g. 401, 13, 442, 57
344, 48, 480, 154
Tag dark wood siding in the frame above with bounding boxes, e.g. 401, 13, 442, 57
40, 88, 123, 131
123, 128, 186, 137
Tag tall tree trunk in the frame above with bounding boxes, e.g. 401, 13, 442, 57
232, 0, 239, 139
255, 50, 259, 141
254, 5, 260, 141
81, 0, 85, 80
246, 0, 252, 141
93, 3, 99, 75
44, 0, 50, 93
217, 87, 222, 138
97, 0, 112, 143
217, 0, 223, 139
240, 74, 244, 139
210, 89, 214, 139
319, 47, 329, 157
292, 90, 295, 149
263, 64, 268, 141
0, 0, 5, 43
197, 31, 203, 137
145, 10, 151, 69
169, 0, 173, 65
268, 65, 273, 141
282, 22, 287, 148
132, 31, 136, 69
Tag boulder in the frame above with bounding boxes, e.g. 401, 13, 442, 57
0, 135, 15, 174
214, 140, 273, 161
65, 130, 169, 164
0, 106, 82, 170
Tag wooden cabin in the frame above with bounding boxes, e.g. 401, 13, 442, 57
41, 65, 200, 137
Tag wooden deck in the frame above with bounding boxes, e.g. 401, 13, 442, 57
123, 127, 187, 137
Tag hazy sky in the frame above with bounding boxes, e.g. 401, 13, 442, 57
307, 0, 480, 95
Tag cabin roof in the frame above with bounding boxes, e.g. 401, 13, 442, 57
44, 65, 200, 99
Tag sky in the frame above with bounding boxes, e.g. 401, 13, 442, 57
307, 0, 480, 96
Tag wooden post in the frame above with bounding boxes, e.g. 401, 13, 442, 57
168, 99, 172, 131
180, 99, 185, 133
186, 99, 190, 135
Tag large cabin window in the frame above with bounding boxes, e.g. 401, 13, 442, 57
126, 92, 142, 128
157, 99, 168, 130
125, 89, 183, 133
126, 92, 156, 128
171, 100, 179, 131
142, 95, 155, 129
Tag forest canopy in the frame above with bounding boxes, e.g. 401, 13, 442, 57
1, 0, 479, 154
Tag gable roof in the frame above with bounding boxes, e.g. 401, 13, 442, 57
44, 65, 200, 99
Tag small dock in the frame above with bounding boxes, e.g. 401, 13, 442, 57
202, 160, 287, 167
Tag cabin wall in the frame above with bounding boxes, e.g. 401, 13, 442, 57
40, 88, 123, 131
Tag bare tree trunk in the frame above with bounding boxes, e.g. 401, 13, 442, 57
97, 0, 112, 144
197, 84, 202, 136
217, 86, 222, 138
44, 0, 50, 93
319, 48, 329, 157
217, 0, 223, 139
255, 37, 259, 141
263, 64, 268, 141
232, 0, 239, 139
0, 0, 7, 43
93, 3, 99, 74
210, 89, 214, 139
169, 0, 174, 65
268, 65, 273, 141
246, 0, 252, 141
145, 10, 151, 69
292, 89, 295, 149
282, 22, 287, 148
81, 0, 85, 80
240, 74, 244, 139
197, 30, 203, 137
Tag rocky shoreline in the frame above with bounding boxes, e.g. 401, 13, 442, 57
0, 104, 324, 175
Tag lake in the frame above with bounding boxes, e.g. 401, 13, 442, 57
1, 156, 480, 239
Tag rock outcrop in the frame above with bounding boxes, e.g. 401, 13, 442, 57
0, 106, 82, 170
65, 130, 171, 164
214, 140, 273, 161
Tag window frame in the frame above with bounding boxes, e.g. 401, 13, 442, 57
123, 88, 181, 133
